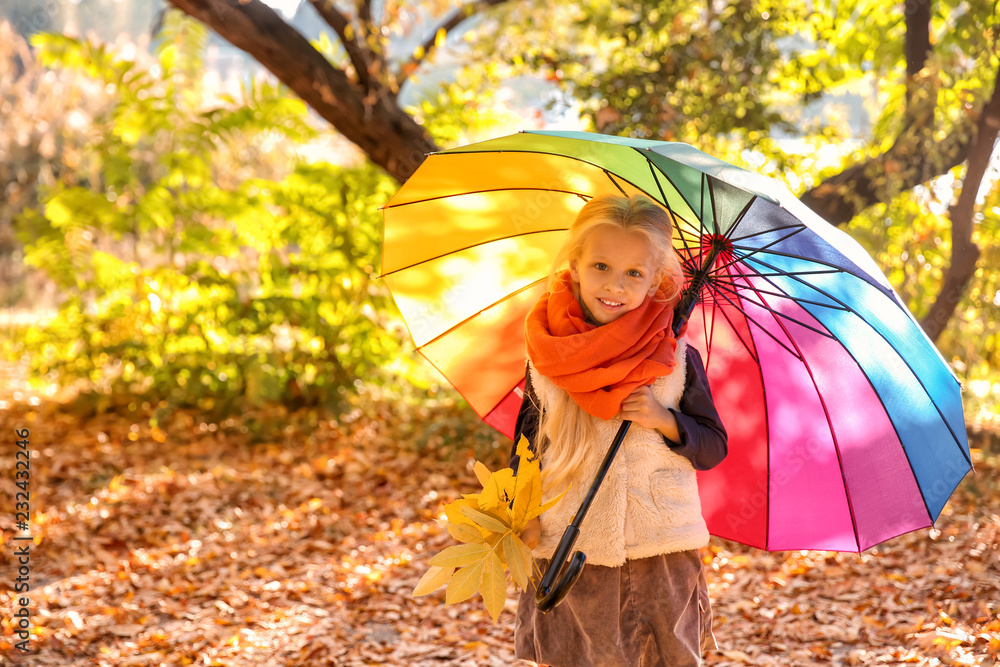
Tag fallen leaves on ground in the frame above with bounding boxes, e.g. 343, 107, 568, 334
0, 377, 997, 665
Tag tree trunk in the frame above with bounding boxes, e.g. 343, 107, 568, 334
919, 66, 1000, 342
166, 0, 437, 183
904, 0, 931, 118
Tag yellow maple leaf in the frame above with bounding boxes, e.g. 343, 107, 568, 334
447, 521, 485, 544
459, 505, 510, 533
479, 550, 507, 623
515, 433, 535, 463
479, 467, 515, 512
502, 532, 529, 590
511, 456, 541, 531
446, 557, 487, 604
443, 495, 480, 527
412, 565, 454, 597
526, 486, 570, 522
473, 461, 492, 488
430, 542, 491, 568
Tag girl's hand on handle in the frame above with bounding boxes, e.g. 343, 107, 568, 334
620, 386, 679, 440
522, 517, 541, 549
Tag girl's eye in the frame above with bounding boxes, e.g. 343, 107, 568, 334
628, 269, 642, 278
594, 263, 608, 271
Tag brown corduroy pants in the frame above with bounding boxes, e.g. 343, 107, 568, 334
514, 550, 716, 667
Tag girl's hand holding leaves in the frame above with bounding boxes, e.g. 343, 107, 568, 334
521, 517, 541, 549
412, 435, 568, 623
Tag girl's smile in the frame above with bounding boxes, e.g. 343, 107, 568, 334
596, 297, 625, 313
569, 225, 660, 325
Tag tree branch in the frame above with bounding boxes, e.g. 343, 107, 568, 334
167, 0, 437, 182
904, 0, 932, 124
919, 64, 999, 341
358, 0, 372, 27
395, 0, 509, 90
308, 0, 374, 90
799, 119, 975, 225
904, 0, 931, 77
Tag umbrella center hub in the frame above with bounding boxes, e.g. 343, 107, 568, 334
703, 234, 734, 259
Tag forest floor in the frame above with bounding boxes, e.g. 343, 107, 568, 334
0, 362, 998, 666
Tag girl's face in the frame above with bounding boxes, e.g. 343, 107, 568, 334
569, 225, 660, 325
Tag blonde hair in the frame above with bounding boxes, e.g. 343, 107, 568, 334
537, 194, 684, 496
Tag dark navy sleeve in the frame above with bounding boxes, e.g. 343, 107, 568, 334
509, 363, 541, 474
662, 346, 728, 471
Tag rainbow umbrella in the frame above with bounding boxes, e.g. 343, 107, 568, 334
381, 130, 972, 552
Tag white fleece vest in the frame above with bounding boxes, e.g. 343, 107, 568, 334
528, 339, 709, 567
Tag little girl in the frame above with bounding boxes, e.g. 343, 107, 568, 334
510, 194, 728, 667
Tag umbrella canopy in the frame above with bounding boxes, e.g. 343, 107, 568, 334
381, 130, 972, 552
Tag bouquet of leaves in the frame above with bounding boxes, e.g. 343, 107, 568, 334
412, 435, 568, 622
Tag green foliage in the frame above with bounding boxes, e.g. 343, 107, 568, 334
5, 13, 405, 415
406, 72, 524, 148
470, 0, 808, 142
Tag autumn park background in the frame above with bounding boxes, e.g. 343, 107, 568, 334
0, 0, 998, 664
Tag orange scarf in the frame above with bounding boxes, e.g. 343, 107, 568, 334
525, 270, 680, 420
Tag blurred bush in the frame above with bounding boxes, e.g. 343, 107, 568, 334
2, 13, 412, 417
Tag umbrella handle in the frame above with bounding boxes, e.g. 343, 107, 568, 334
533, 525, 585, 612
535, 420, 632, 612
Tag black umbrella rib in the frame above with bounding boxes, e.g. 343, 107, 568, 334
702, 281, 762, 364
646, 160, 698, 260
676, 225, 708, 252
634, 150, 703, 235
414, 277, 549, 350
646, 159, 673, 210
702, 245, 765, 368
382, 186, 596, 209
712, 226, 808, 275
679, 253, 703, 271
635, 154, 723, 286
718, 191, 760, 244
709, 174, 763, 243
745, 268, 841, 278
703, 173, 717, 235
742, 254, 972, 467
728, 222, 806, 244
710, 278, 838, 340
676, 237, 710, 281
702, 283, 717, 370
708, 282, 803, 360
400, 148, 709, 240
378, 228, 567, 279
603, 171, 629, 196
742, 254, 867, 313
738, 246, 894, 296
708, 276, 849, 312
708, 281, 761, 361
704, 173, 716, 235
